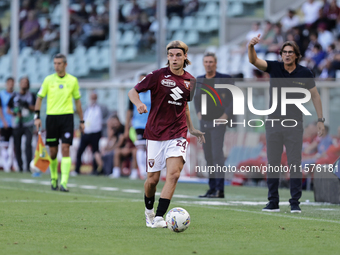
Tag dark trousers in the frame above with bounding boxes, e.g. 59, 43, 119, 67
75, 131, 101, 174
200, 119, 226, 192
265, 121, 303, 205
13, 126, 33, 171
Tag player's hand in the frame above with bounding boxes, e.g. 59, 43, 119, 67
190, 129, 205, 144
249, 34, 261, 47
34, 119, 41, 131
137, 103, 148, 114
79, 123, 85, 134
3, 121, 8, 129
317, 122, 325, 137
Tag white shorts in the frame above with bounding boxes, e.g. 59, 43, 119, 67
146, 138, 188, 172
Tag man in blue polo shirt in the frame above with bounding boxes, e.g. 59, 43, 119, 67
194, 52, 234, 198
248, 34, 325, 213
0, 77, 14, 172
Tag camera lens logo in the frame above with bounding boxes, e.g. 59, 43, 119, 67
199, 82, 223, 115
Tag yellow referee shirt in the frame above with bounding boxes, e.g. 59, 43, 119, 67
38, 73, 81, 115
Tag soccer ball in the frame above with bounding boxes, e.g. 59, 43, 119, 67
165, 207, 190, 232
30, 160, 41, 173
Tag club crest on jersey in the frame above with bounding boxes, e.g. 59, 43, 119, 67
59, 84, 64, 89
148, 159, 155, 168
161, 79, 176, 87
184, 81, 190, 90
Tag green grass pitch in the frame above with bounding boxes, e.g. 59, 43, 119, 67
0, 172, 339, 255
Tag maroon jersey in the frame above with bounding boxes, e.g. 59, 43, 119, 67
134, 67, 195, 141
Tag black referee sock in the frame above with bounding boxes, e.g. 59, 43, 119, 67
155, 198, 171, 217
144, 194, 155, 210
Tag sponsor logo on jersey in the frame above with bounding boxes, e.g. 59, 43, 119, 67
164, 75, 171, 78
161, 79, 176, 87
184, 81, 190, 90
148, 159, 155, 168
59, 84, 64, 89
170, 87, 183, 101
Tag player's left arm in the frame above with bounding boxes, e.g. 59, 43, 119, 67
185, 104, 205, 143
73, 78, 84, 133
309, 86, 325, 137
75, 99, 84, 133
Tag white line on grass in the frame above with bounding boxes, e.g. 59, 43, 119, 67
100, 187, 119, 191
79, 185, 98, 190
121, 189, 141, 193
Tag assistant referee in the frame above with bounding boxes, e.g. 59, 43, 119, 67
34, 53, 84, 192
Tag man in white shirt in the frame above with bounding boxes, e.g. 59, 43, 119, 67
317, 23, 334, 50
302, 0, 323, 25
74, 91, 109, 175
281, 9, 300, 33
245, 22, 263, 52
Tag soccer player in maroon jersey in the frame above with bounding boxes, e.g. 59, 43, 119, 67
128, 40, 205, 228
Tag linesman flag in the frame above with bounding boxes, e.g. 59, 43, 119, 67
33, 133, 51, 172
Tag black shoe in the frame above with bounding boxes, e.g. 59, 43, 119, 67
262, 202, 280, 212
290, 204, 301, 213
51, 179, 58, 191
198, 189, 215, 198
207, 190, 225, 198
59, 184, 69, 192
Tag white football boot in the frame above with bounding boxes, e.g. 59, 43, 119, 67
151, 216, 167, 228
145, 208, 155, 227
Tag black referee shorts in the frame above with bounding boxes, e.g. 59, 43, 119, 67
46, 114, 74, 147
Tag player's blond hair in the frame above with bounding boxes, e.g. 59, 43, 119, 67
166, 40, 191, 68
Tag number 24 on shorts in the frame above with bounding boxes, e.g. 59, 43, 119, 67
176, 140, 187, 153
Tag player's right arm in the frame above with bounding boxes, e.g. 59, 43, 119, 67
34, 77, 49, 131
124, 101, 133, 139
128, 89, 147, 114
248, 34, 268, 72
34, 97, 43, 130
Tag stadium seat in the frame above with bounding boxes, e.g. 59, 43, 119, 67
229, 53, 242, 74
99, 47, 110, 69
171, 30, 185, 42
96, 4, 106, 15
0, 53, 11, 80
205, 17, 219, 32
69, 3, 81, 12
86, 46, 101, 70
116, 47, 125, 62
182, 16, 195, 31
37, 54, 52, 77
21, 47, 33, 57
51, 4, 61, 25
186, 31, 199, 45
198, 2, 219, 16
124, 46, 138, 61
194, 17, 207, 32
77, 59, 90, 77
119, 30, 136, 46
227, 1, 244, 17
167, 16, 182, 31
66, 54, 77, 76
